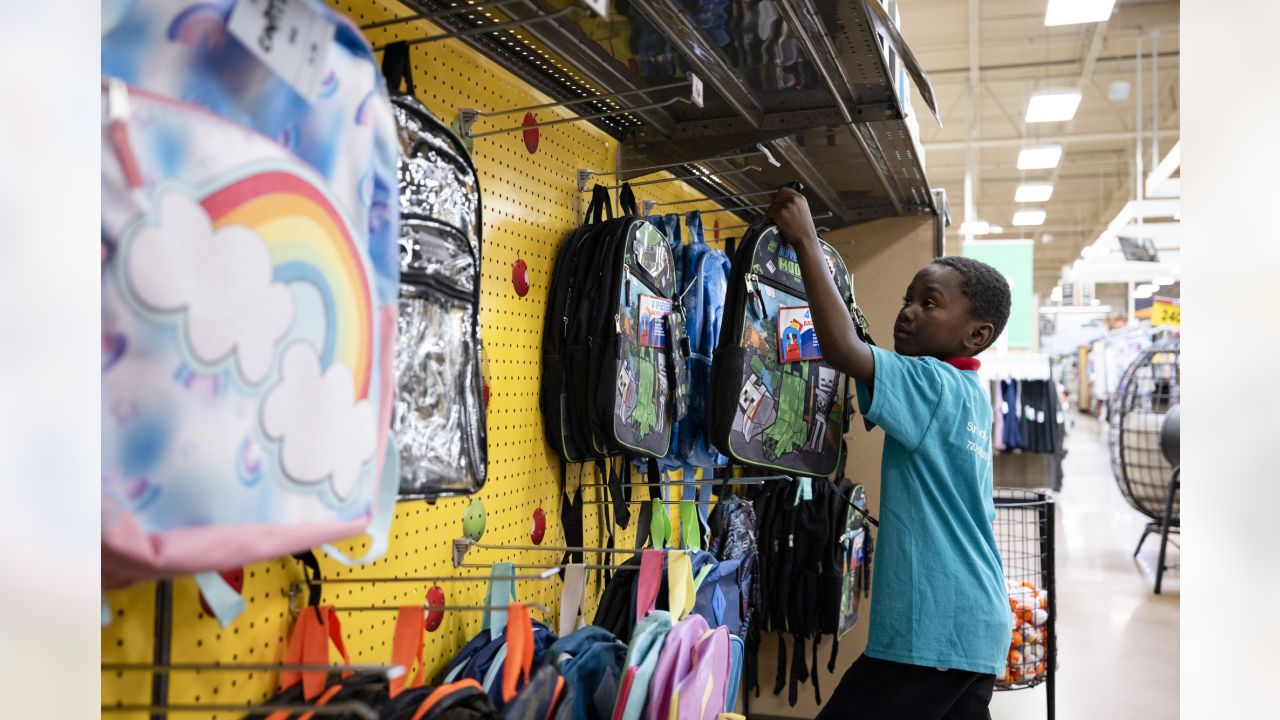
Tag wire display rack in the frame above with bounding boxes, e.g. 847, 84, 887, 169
993, 488, 1056, 720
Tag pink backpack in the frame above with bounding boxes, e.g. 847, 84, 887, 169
646, 614, 710, 720
672, 626, 730, 720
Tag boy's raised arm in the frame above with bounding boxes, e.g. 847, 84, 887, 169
767, 187, 876, 385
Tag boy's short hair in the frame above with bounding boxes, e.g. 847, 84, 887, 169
932, 256, 1011, 349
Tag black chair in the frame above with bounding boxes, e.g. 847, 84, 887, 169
1133, 404, 1179, 593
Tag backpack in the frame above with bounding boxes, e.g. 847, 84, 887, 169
541, 186, 614, 463
381, 679, 499, 720
499, 665, 566, 720
612, 611, 673, 720
672, 625, 731, 720
542, 626, 628, 720
710, 219, 868, 476
676, 211, 732, 469
381, 42, 487, 499
566, 186, 690, 457
707, 494, 758, 638
101, 0, 400, 595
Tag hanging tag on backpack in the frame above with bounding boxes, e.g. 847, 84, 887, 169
227, 0, 335, 103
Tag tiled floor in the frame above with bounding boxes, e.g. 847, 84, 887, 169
990, 413, 1180, 720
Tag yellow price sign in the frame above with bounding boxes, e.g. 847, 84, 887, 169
1152, 298, 1180, 327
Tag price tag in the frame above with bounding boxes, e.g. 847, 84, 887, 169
1152, 298, 1181, 327
690, 73, 704, 108
584, 0, 610, 19
228, 0, 334, 102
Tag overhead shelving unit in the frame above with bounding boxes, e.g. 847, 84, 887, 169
394, 0, 943, 229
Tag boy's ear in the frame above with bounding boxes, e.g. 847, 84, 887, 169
965, 321, 995, 353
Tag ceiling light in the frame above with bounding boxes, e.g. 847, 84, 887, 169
1025, 89, 1083, 123
1154, 277, 1176, 286
1045, 0, 1116, 26
1040, 233, 1054, 244
1108, 80, 1131, 101
959, 220, 991, 236
1015, 182, 1055, 203
1012, 209, 1047, 226
1017, 144, 1063, 170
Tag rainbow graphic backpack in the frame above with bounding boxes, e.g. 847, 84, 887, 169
101, 0, 401, 594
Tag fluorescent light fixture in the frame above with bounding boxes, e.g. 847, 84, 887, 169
1012, 209, 1047, 226
1108, 80, 1130, 101
1017, 144, 1063, 170
1045, 0, 1116, 26
1015, 182, 1055, 203
959, 220, 991, 236
1025, 89, 1083, 123
1040, 233, 1054, 244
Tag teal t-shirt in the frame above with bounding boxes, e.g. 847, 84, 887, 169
856, 345, 1008, 675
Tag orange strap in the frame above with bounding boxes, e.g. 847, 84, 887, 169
389, 606, 427, 698
409, 679, 484, 720
279, 606, 352, 700
501, 603, 534, 703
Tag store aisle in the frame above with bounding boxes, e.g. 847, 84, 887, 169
990, 414, 1180, 720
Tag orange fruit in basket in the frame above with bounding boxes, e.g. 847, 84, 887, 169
1008, 666, 1023, 683
1008, 649, 1022, 666
1035, 661, 1046, 677
1022, 581, 1037, 591
1038, 591, 1049, 609
1011, 628, 1023, 647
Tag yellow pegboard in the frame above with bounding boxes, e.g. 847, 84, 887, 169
101, 2, 760, 717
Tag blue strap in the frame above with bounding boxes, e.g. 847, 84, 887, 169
321, 440, 400, 565
685, 211, 704, 244
194, 571, 247, 628
484, 562, 517, 639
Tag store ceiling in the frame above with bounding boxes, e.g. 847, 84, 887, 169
893, 0, 1180, 296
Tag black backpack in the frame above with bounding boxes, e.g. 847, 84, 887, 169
564, 186, 689, 458
709, 219, 869, 476
383, 42, 487, 498
540, 185, 614, 463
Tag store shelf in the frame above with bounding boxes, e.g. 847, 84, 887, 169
392, 0, 940, 229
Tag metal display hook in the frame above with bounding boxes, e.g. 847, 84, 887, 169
104, 702, 379, 719
372, 5, 580, 51
593, 164, 761, 192
577, 143, 781, 190
577, 473, 793, 490
452, 537, 694, 566
646, 189, 775, 208
333, 601, 552, 615
102, 662, 406, 678
359, 0, 529, 31
477, 79, 692, 121
717, 210, 834, 232
460, 73, 702, 138
308, 567, 562, 584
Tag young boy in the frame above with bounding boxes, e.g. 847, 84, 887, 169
766, 188, 1011, 720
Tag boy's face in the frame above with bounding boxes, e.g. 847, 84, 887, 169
893, 264, 993, 358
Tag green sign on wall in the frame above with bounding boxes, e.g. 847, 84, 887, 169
962, 240, 1034, 349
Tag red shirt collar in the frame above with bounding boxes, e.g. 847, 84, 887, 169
943, 357, 982, 371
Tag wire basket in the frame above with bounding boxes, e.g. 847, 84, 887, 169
992, 489, 1057, 716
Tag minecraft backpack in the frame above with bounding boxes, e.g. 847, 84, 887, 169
565, 185, 690, 458
709, 212, 869, 477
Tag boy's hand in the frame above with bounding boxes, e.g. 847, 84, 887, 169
767, 187, 820, 253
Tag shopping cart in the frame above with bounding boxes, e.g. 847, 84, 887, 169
993, 489, 1057, 720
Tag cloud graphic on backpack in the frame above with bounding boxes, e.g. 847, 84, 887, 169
126, 190, 294, 384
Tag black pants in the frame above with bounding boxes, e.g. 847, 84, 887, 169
814, 655, 995, 720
